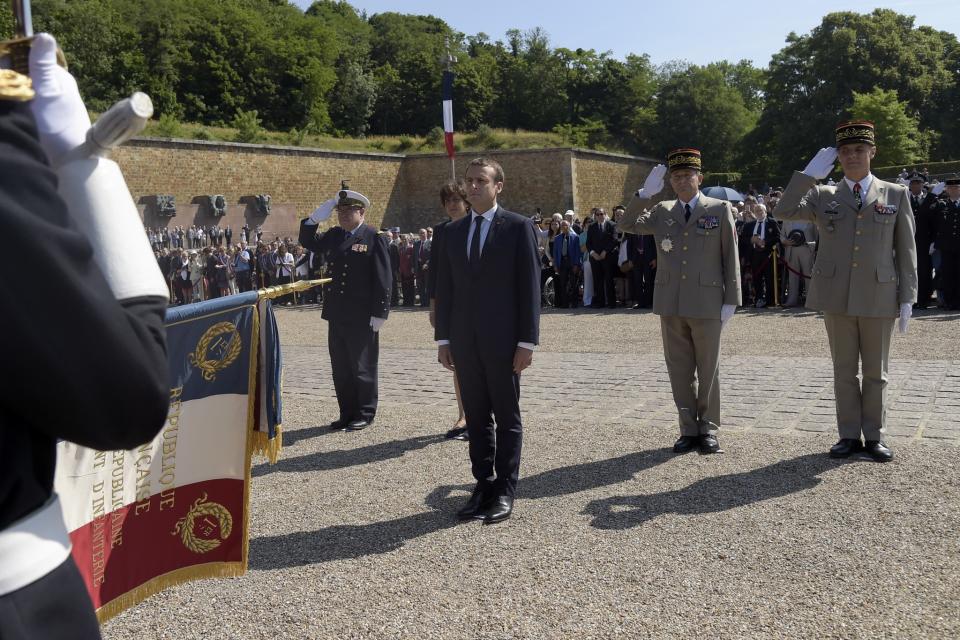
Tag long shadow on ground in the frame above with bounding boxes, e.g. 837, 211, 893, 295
583, 452, 844, 530
520, 448, 675, 499
248, 484, 470, 569
252, 434, 445, 477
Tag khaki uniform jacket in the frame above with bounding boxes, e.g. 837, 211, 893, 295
619, 192, 741, 319
773, 171, 918, 318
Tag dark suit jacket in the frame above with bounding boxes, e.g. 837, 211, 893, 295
299, 221, 392, 324
586, 220, 617, 256
435, 207, 541, 358
910, 191, 940, 248
626, 233, 657, 266
427, 219, 451, 299
740, 218, 781, 257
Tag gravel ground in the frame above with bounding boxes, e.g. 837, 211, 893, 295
102, 306, 960, 640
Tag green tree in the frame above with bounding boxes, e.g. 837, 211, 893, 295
751, 9, 957, 175
849, 87, 924, 166
653, 65, 756, 171
329, 60, 377, 136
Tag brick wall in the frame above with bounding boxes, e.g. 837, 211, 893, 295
112, 139, 660, 237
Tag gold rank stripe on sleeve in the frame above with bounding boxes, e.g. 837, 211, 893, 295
0, 69, 35, 101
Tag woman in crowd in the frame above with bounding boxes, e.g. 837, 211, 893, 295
428, 180, 469, 439
174, 248, 193, 304
188, 250, 204, 301
579, 216, 593, 307
399, 234, 416, 306
293, 245, 310, 304
541, 218, 560, 306
275, 243, 295, 305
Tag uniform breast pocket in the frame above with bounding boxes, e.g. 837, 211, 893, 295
873, 212, 896, 226
695, 227, 716, 250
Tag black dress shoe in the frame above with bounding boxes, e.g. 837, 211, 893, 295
456, 488, 491, 520
699, 434, 722, 454
453, 429, 469, 441
673, 435, 699, 454
347, 418, 371, 431
829, 438, 863, 458
329, 420, 347, 432
863, 440, 894, 462
481, 495, 514, 525
444, 426, 468, 440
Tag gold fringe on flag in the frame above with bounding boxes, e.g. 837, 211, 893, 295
251, 424, 283, 463
96, 562, 247, 623
256, 278, 330, 300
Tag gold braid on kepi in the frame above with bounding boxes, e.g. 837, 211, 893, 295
666, 148, 702, 172
835, 120, 875, 147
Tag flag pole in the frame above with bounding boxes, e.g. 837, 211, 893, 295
441, 38, 457, 181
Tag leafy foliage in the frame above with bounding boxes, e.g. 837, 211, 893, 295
4, 2, 955, 176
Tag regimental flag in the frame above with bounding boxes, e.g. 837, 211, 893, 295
54, 290, 284, 621
442, 69, 455, 158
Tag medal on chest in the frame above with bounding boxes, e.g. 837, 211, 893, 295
661, 237, 674, 253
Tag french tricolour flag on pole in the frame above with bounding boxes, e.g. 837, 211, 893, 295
442, 69, 455, 158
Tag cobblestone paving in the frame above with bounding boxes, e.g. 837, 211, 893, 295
284, 345, 960, 444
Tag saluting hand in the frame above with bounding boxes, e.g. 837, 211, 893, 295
637, 164, 667, 198
513, 347, 533, 374
802, 147, 838, 180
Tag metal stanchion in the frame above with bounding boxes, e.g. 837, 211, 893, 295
772, 245, 780, 307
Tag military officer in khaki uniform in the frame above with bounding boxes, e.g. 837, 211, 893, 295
773, 121, 917, 462
619, 149, 741, 454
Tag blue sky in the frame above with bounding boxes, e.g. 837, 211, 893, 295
292, 0, 960, 66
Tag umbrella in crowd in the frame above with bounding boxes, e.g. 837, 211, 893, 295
701, 186, 745, 202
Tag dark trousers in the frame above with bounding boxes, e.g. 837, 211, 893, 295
416, 270, 429, 306
750, 251, 775, 305
236, 270, 252, 293
390, 273, 400, 306
917, 250, 934, 306
590, 255, 617, 307
276, 274, 293, 304
555, 260, 577, 308
400, 276, 415, 306
451, 336, 523, 498
328, 320, 379, 423
0, 557, 102, 640
631, 259, 655, 307
941, 249, 960, 309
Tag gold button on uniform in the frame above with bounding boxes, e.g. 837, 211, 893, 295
682, 260, 687, 265
856, 231, 862, 235
681, 275, 687, 280
852, 262, 858, 268
853, 246, 859, 252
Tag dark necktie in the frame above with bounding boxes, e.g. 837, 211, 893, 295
684, 204, 692, 223
469, 216, 484, 267
853, 183, 862, 209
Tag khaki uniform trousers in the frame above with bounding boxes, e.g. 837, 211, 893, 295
823, 314, 895, 440
660, 316, 722, 436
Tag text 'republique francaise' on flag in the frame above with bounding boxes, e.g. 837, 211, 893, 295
442, 69, 455, 158
54, 291, 283, 622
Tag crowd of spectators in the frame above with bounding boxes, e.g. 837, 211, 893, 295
151, 170, 959, 312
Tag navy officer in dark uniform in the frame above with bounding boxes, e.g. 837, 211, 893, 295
935, 176, 960, 310
1, 34, 169, 639
299, 184, 392, 431
907, 172, 945, 309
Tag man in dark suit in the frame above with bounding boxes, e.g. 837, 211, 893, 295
552, 219, 582, 308
907, 173, 944, 308
586, 207, 618, 308
413, 228, 431, 307
625, 232, 657, 308
739, 204, 781, 307
388, 230, 401, 307
300, 184, 392, 431
435, 158, 541, 525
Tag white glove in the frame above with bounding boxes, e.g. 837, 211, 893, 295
930, 242, 936, 256
370, 316, 385, 332
636, 164, 667, 199
931, 181, 946, 196
898, 303, 912, 334
802, 147, 838, 180
28, 34, 91, 166
307, 198, 337, 225
720, 304, 736, 329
